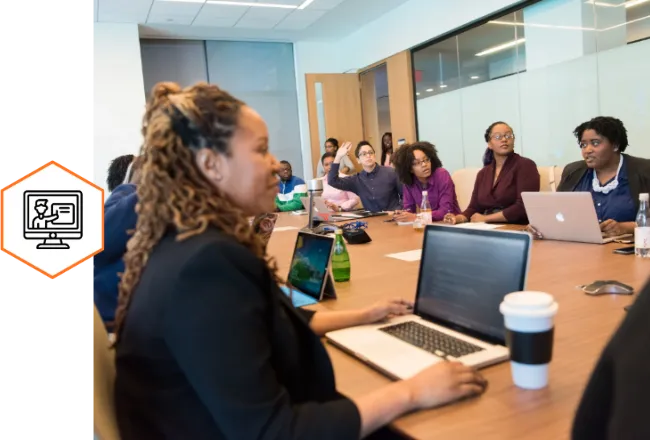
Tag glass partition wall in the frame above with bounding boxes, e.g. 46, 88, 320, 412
413, 0, 650, 173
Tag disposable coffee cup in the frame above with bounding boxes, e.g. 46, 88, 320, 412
499, 291, 558, 390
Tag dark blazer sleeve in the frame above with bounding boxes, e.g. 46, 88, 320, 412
162, 241, 360, 440
328, 163, 358, 192
502, 158, 540, 224
557, 161, 585, 192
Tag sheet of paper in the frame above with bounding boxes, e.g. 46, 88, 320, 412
273, 226, 299, 232
397, 221, 414, 226
452, 222, 501, 230
338, 213, 363, 218
385, 249, 422, 262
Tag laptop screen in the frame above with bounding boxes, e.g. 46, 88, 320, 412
415, 225, 531, 345
288, 232, 334, 299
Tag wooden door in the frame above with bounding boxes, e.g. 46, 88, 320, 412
305, 73, 364, 177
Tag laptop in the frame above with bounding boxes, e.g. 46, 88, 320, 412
300, 196, 334, 214
281, 231, 337, 308
325, 225, 531, 380
522, 192, 631, 244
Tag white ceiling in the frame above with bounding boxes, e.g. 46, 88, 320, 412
95, 0, 413, 41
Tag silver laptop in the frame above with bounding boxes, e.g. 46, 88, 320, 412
522, 192, 631, 244
325, 225, 531, 380
300, 196, 333, 214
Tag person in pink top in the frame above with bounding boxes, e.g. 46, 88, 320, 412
320, 152, 361, 212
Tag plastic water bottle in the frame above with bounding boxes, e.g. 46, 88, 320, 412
413, 191, 432, 232
635, 193, 650, 258
332, 229, 351, 281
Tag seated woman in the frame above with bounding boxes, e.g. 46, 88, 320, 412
381, 132, 394, 168
114, 82, 486, 440
444, 122, 540, 225
319, 152, 360, 212
94, 155, 143, 329
531, 116, 650, 239
328, 141, 402, 212
391, 141, 460, 222
317, 137, 356, 176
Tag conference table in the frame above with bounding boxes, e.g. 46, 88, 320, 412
267, 213, 649, 440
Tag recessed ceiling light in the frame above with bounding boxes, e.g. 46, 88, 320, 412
416, 92, 421, 96
471, 76, 479, 79
476, 38, 526, 57
426, 88, 434, 92
440, 84, 448, 88
298, 0, 316, 9
158, 0, 205, 3
206, 1, 297, 8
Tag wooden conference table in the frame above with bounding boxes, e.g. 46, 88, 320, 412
267, 213, 649, 440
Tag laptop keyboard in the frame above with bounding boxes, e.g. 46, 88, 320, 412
379, 321, 485, 359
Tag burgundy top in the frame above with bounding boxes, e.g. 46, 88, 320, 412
463, 153, 540, 224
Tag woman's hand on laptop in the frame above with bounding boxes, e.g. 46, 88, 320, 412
405, 362, 487, 410
361, 298, 414, 324
324, 200, 341, 212
526, 225, 543, 240
600, 219, 632, 237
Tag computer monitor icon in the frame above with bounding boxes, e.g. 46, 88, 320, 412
23, 190, 83, 249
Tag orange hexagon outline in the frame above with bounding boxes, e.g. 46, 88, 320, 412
1, 161, 105, 279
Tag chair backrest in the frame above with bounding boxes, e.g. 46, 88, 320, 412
94, 306, 121, 440
538, 166, 560, 192
451, 168, 481, 212
554, 166, 564, 190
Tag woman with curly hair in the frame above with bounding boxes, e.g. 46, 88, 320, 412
391, 141, 460, 223
113, 82, 486, 440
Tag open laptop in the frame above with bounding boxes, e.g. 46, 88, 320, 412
281, 231, 337, 308
325, 225, 531, 379
300, 196, 334, 214
522, 192, 632, 244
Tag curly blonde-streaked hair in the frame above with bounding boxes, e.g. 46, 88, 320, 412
113, 81, 279, 344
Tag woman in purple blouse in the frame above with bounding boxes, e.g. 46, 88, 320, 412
392, 141, 461, 222
444, 121, 540, 225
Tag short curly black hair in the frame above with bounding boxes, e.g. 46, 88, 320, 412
321, 152, 336, 164
325, 138, 339, 148
573, 116, 628, 152
392, 142, 443, 186
107, 154, 135, 192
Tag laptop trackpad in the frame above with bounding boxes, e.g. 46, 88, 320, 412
331, 324, 444, 379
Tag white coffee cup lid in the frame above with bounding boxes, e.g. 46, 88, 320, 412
500, 291, 558, 318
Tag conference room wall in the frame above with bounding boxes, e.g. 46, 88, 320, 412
205, 41, 304, 179
94, 23, 146, 191
140, 39, 208, 101
415, 37, 650, 174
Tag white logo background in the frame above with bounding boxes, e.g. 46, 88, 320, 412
2, 164, 103, 277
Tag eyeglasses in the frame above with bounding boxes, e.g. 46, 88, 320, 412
491, 133, 515, 141
341, 221, 368, 231
358, 151, 375, 158
579, 139, 602, 149
412, 157, 431, 167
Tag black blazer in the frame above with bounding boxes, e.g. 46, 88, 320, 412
572, 279, 650, 439
114, 227, 361, 440
557, 153, 650, 211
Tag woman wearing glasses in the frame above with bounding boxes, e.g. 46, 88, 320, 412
530, 117, 650, 239
444, 121, 540, 225
392, 141, 460, 222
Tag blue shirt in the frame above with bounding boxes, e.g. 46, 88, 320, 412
327, 163, 401, 212
574, 161, 636, 223
94, 184, 139, 326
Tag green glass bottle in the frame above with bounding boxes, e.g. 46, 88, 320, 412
332, 229, 351, 282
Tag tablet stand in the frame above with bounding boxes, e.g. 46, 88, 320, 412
323, 272, 337, 299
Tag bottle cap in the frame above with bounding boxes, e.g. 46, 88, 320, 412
335, 229, 343, 235
641, 193, 649, 202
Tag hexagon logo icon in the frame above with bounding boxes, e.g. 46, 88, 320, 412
1, 161, 104, 278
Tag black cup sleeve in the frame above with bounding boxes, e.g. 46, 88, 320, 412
505, 328, 554, 365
